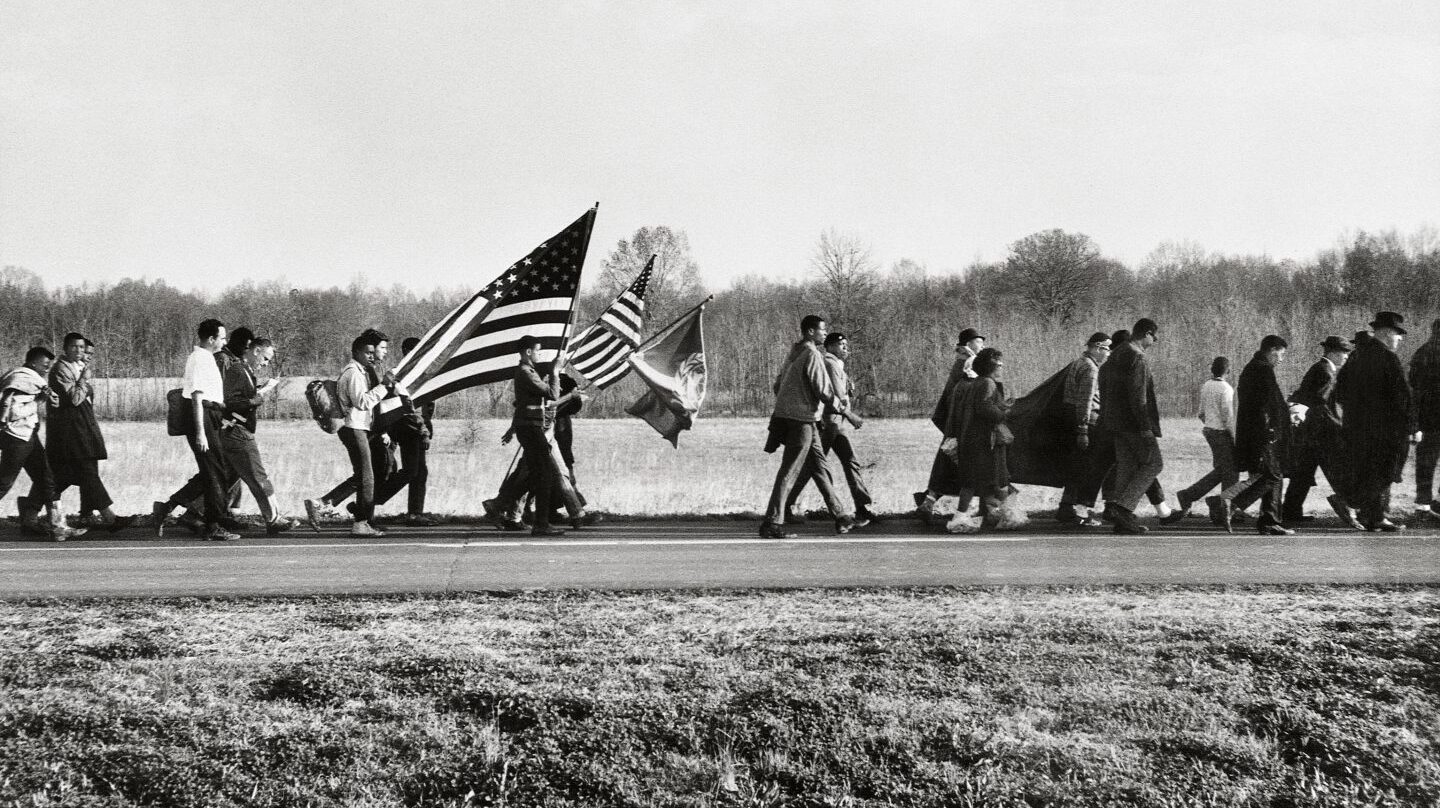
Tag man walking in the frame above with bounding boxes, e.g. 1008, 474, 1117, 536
1056, 332, 1111, 526
1226, 335, 1295, 535
152, 319, 240, 541
334, 330, 398, 537
43, 333, 132, 532
761, 315, 858, 538
1408, 319, 1440, 521
784, 332, 877, 524
1333, 311, 1415, 531
511, 335, 565, 537
1283, 336, 1358, 527
221, 337, 295, 535
1097, 317, 1163, 535
2, 347, 86, 540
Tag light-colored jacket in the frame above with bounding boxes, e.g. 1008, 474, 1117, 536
0, 366, 56, 442
771, 341, 840, 422
337, 359, 390, 431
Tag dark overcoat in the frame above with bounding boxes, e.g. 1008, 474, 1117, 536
1408, 337, 1440, 433
930, 350, 973, 431
1332, 339, 1413, 484
1234, 352, 1290, 473
1097, 342, 1161, 436
947, 376, 1010, 492
45, 360, 107, 461
1288, 358, 1341, 451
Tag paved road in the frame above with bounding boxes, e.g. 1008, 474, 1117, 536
2, 518, 1437, 598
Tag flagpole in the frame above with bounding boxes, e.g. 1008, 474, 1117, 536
634, 294, 714, 353
557, 203, 599, 362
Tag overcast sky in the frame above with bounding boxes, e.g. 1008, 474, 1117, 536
3, 1, 1437, 294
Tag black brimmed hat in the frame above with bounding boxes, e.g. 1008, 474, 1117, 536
1370, 311, 1407, 335
956, 328, 984, 346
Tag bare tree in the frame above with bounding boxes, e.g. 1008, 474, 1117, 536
1004, 229, 1105, 322
597, 226, 706, 327
810, 229, 879, 331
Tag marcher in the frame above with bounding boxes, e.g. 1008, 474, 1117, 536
510, 335, 566, 537
1332, 312, 1415, 531
1408, 319, 1440, 521
1082, 329, 1173, 524
760, 315, 858, 538
914, 327, 985, 516
221, 337, 295, 534
1097, 317, 1163, 534
784, 332, 877, 524
44, 333, 133, 532
1055, 332, 1110, 526
1217, 336, 1295, 535
1163, 357, 1239, 526
484, 367, 600, 530
304, 329, 399, 529
2, 347, 87, 540
942, 347, 1013, 529
1283, 336, 1359, 528
367, 336, 440, 527
152, 319, 240, 541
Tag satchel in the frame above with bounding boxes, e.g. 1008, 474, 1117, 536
305, 379, 346, 434
992, 422, 1014, 447
165, 388, 190, 436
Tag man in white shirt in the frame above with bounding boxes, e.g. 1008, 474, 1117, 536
2, 346, 87, 540
1163, 356, 1239, 524
153, 319, 240, 541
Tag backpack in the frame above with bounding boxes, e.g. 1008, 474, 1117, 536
165, 388, 190, 436
306, 379, 345, 434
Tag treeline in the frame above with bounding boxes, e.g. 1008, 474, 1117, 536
3, 228, 1438, 420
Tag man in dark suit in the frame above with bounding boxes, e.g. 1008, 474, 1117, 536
1230, 335, 1295, 535
1097, 317, 1162, 535
1408, 318, 1440, 521
1283, 336, 1358, 527
1332, 311, 1416, 531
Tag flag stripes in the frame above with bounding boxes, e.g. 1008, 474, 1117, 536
565, 256, 653, 391
386, 208, 594, 408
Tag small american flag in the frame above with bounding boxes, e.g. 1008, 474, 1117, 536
566, 255, 653, 390
390, 208, 594, 405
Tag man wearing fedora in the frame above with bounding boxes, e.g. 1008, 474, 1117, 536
914, 327, 985, 517
1332, 311, 1416, 531
1282, 335, 1359, 528
1408, 318, 1440, 521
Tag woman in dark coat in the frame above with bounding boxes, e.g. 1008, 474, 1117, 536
944, 348, 1012, 516
45, 334, 131, 530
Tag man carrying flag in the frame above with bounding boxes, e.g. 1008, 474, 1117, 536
481, 258, 654, 529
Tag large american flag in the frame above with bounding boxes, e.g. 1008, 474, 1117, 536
389, 208, 594, 405
565, 255, 653, 390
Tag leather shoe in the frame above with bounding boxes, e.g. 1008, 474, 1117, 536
759, 521, 796, 539
1205, 496, 1232, 533
1112, 507, 1148, 535
105, 514, 137, 533
1328, 495, 1363, 530
1365, 519, 1405, 533
835, 515, 858, 534
1257, 522, 1295, 536
1159, 501, 1190, 526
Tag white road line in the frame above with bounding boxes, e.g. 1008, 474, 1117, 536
0, 535, 1029, 553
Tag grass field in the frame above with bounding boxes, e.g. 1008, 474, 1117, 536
36, 416, 1385, 524
1, 586, 1437, 806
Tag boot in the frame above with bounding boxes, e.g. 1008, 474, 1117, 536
17, 495, 45, 536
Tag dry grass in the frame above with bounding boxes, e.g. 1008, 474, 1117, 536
49, 416, 1379, 521
1, 586, 1437, 806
